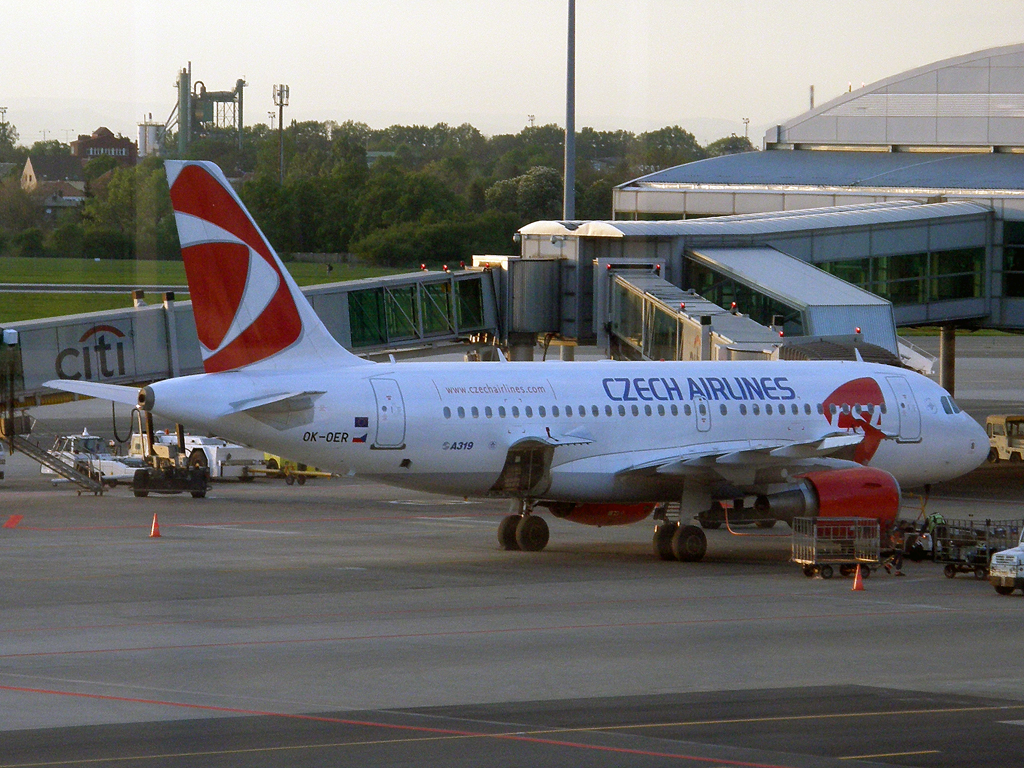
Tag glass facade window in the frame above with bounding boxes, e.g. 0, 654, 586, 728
820, 248, 984, 305
1003, 221, 1024, 297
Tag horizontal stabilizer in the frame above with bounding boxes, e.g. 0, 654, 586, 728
43, 379, 140, 407
228, 391, 326, 415
227, 390, 326, 431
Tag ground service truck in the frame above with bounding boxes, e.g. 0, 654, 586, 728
989, 529, 1024, 595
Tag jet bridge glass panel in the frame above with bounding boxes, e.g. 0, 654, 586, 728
609, 282, 644, 349
348, 288, 388, 348
421, 282, 452, 336
456, 279, 485, 330
687, 262, 804, 336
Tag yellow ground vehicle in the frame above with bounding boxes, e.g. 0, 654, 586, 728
259, 454, 332, 485
985, 415, 1024, 462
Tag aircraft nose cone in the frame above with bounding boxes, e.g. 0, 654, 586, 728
963, 416, 990, 471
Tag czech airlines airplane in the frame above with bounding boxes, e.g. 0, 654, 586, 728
46, 161, 988, 561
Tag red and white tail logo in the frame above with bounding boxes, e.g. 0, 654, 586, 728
166, 161, 366, 373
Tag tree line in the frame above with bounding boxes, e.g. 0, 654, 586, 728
0, 119, 753, 266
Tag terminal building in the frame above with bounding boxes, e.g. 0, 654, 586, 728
611, 42, 1024, 337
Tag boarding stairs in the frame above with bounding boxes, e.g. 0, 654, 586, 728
1, 416, 105, 494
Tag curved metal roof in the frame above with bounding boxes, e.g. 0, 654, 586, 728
573, 200, 989, 238
622, 149, 1024, 191
768, 43, 1024, 149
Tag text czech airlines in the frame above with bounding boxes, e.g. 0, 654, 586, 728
602, 376, 797, 403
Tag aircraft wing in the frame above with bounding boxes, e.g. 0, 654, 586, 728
43, 379, 140, 407
615, 432, 865, 487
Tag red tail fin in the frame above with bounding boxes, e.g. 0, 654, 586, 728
165, 161, 368, 373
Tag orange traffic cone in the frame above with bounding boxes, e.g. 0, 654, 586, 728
852, 564, 864, 591
149, 513, 161, 538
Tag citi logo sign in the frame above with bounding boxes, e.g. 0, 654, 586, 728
55, 325, 128, 380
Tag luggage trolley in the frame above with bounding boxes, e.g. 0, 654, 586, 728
792, 517, 880, 579
930, 518, 1023, 580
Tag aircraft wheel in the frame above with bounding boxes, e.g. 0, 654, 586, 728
671, 525, 707, 562
516, 515, 549, 552
653, 522, 678, 561
498, 514, 522, 550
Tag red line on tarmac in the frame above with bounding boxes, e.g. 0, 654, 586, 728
3, 515, 23, 529
0, 685, 795, 767
0, 609, 944, 660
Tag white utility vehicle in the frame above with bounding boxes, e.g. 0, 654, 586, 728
40, 429, 146, 486
989, 529, 1024, 595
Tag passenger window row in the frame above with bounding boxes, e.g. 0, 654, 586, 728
440, 401, 884, 420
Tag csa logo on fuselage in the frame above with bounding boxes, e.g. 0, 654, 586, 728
823, 377, 887, 464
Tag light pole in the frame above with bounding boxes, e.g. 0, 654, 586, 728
273, 84, 289, 184
563, 0, 575, 220
742, 117, 750, 140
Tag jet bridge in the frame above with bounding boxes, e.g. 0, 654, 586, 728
605, 270, 783, 362
0, 268, 499, 409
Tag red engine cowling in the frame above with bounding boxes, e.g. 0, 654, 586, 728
545, 502, 657, 527
754, 467, 900, 529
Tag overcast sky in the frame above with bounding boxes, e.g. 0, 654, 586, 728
2, 1, 1020, 148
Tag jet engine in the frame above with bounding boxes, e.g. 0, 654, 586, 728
753, 467, 900, 528
544, 502, 657, 527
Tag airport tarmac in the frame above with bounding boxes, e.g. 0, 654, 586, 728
2, 335, 1023, 767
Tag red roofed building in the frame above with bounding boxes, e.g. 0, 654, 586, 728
70, 126, 137, 166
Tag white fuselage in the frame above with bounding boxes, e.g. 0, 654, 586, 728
144, 358, 988, 501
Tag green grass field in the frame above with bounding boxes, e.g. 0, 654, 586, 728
0, 257, 403, 323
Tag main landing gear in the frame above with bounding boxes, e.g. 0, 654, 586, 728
498, 501, 550, 552
652, 521, 707, 562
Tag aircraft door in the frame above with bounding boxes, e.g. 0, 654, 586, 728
370, 378, 406, 448
694, 396, 712, 433
886, 375, 921, 442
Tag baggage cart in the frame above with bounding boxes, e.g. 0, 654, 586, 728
930, 517, 1023, 580
791, 517, 880, 579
